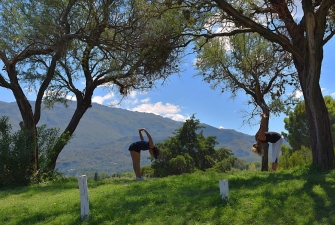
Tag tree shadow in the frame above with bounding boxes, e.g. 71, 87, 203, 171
86, 168, 335, 224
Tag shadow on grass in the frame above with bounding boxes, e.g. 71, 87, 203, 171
14, 212, 82, 225
227, 166, 335, 224
85, 167, 335, 225
0, 177, 132, 198
2, 167, 334, 225
0, 179, 80, 198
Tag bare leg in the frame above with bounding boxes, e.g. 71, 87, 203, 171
271, 137, 283, 172
130, 150, 141, 177
272, 162, 278, 171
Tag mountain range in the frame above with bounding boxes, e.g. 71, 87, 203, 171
0, 100, 259, 176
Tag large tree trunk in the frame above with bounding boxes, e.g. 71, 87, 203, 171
8, 66, 39, 172
261, 116, 269, 172
299, 66, 334, 169
47, 97, 93, 172
261, 144, 269, 171
295, 12, 334, 169
304, 88, 334, 169
260, 104, 270, 171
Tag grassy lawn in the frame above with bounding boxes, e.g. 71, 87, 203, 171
1, 166, 335, 225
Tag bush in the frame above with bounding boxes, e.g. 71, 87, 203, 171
0, 116, 33, 187
141, 165, 154, 177
0, 116, 66, 187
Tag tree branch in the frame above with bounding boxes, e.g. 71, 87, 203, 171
213, 0, 303, 62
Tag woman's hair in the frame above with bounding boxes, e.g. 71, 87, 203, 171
152, 146, 160, 159
251, 142, 263, 156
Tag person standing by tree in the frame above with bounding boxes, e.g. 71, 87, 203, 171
128, 128, 160, 180
252, 114, 284, 171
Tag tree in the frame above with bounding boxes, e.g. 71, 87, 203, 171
283, 95, 335, 151
152, 115, 237, 176
0, 116, 62, 186
175, 0, 335, 169
0, 0, 75, 173
279, 145, 312, 170
214, 0, 335, 169
0, 116, 32, 186
195, 31, 298, 171
33, 0, 190, 172
0, 0, 191, 178
233, 158, 248, 171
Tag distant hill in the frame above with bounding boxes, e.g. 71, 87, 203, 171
0, 100, 260, 176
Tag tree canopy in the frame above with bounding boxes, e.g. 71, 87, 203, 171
151, 115, 237, 177
195, 31, 300, 170
283, 95, 335, 151
171, 0, 335, 169
0, 0, 193, 180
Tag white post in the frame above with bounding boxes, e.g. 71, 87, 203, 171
77, 175, 89, 221
219, 179, 229, 200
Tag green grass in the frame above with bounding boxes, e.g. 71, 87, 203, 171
1, 166, 335, 225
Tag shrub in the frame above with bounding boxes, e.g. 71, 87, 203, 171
0, 116, 33, 187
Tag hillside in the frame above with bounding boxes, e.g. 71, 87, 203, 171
0, 101, 259, 175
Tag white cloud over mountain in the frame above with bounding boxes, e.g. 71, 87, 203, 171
92, 91, 189, 122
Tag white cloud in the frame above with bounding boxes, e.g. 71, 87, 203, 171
130, 102, 188, 122
66, 95, 76, 101
91, 90, 189, 122
92, 93, 114, 104
331, 92, 335, 97
141, 98, 150, 103
121, 90, 149, 106
128, 91, 137, 98
219, 126, 225, 129
124, 97, 138, 105
293, 90, 303, 99
166, 113, 190, 122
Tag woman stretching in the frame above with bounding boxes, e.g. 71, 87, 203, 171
128, 128, 160, 180
252, 114, 284, 171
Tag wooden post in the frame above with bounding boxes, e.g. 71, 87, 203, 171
219, 179, 229, 200
77, 175, 89, 221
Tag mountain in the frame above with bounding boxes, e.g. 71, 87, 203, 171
0, 100, 259, 176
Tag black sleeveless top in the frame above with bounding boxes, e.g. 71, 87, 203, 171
259, 132, 281, 143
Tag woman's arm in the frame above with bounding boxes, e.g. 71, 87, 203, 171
138, 128, 145, 141
142, 129, 154, 149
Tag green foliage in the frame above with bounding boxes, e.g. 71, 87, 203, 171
279, 145, 312, 170
209, 156, 236, 173
233, 158, 248, 170
1, 0, 193, 178
278, 144, 292, 170
283, 96, 335, 151
0, 116, 33, 187
151, 115, 237, 177
36, 124, 64, 175
246, 161, 262, 171
121, 172, 134, 178
169, 154, 196, 175
0, 116, 66, 187
195, 31, 298, 117
111, 171, 122, 178
141, 165, 154, 178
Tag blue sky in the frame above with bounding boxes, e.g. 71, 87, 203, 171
106, 38, 335, 136
1, 37, 334, 136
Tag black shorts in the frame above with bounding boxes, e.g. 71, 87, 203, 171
128, 141, 149, 153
